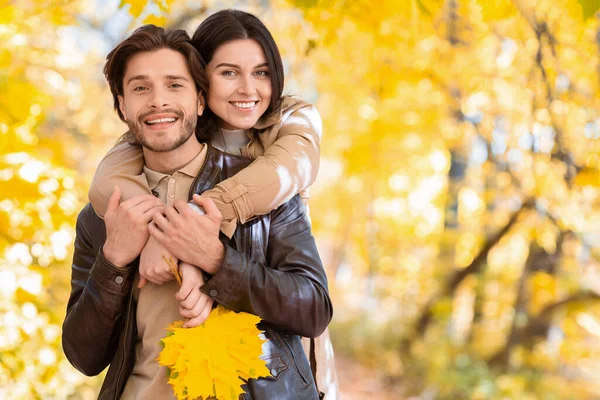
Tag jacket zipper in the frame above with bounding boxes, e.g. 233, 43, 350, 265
113, 288, 134, 399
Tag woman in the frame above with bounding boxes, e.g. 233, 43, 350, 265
91, 9, 337, 398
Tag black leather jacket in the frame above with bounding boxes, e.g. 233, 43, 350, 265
62, 145, 333, 399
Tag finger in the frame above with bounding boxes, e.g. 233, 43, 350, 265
156, 270, 174, 283
134, 197, 164, 214
120, 194, 159, 210
163, 205, 181, 225
183, 301, 213, 328
148, 221, 167, 243
192, 195, 221, 223
127, 197, 164, 217
179, 293, 208, 318
176, 283, 193, 302
151, 212, 173, 235
143, 272, 165, 285
180, 288, 201, 310
138, 205, 165, 223
138, 276, 148, 289
179, 298, 206, 319
190, 294, 210, 315
172, 199, 190, 216
106, 185, 122, 215
176, 277, 195, 302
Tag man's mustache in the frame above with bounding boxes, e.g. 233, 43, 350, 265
137, 109, 184, 123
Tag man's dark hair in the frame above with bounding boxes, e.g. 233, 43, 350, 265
191, 10, 284, 122
104, 24, 208, 123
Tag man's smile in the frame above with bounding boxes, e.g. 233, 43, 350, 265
142, 112, 180, 130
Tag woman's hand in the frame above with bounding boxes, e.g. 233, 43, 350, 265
138, 236, 176, 288
177, 262, 214, 328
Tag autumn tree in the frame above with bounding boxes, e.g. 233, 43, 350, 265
291, 0, 600, 397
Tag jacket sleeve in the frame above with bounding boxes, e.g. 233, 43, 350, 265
61, 205, 136, 376
88, 140, 148, 217
200, 195, 333, 338
202, 103, 322, 237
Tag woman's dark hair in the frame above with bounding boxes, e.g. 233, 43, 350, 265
191, 9, 284, 125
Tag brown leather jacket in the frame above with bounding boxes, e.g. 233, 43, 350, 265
62, 145, 333, 399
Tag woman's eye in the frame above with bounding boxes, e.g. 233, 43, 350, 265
222, 70, 236, 77
255, 70, 269, 76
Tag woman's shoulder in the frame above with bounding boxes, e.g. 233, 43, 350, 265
280, 96, 322, 134
280, 95, 316, 118
255, 96, 318, 130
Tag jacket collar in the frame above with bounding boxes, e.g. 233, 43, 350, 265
188, 144, 253, 200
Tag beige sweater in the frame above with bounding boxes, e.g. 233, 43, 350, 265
89, 96, 322, 238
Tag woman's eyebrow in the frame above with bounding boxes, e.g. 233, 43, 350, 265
214, 62, 269, 69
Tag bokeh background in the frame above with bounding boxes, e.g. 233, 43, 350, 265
3, 0, 600, 398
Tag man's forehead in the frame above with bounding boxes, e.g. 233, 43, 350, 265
123, 49, 192, 81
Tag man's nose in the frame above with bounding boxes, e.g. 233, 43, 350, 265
148, 88, 170, 108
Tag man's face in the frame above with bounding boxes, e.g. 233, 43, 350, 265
118, 48, 204, 153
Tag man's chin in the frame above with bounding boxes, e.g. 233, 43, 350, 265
140, 139, 181, 153
139, 133, 195, 153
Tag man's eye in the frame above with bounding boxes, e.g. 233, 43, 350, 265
133, 86, 147, 92
170, 83, 183, 88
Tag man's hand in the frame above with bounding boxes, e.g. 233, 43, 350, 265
103, 186, 164, 268
138, 236, 176, 288
149, 195, 225, 274
177, 262, 214, 328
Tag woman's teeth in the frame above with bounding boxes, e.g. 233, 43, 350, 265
231, 102, 256, 109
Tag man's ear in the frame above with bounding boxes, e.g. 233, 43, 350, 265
118, 95, 127, 121
197, 92, 205, 116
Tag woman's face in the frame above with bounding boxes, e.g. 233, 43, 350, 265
206, 39, 272, 130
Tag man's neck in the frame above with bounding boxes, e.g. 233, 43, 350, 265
143, 137, 203, 174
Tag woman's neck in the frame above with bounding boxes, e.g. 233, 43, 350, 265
211, 127, 250, 155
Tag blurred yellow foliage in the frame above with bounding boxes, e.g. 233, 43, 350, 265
2, 0, 600, 398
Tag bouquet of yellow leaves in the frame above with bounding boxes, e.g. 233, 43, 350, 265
157, 259, 270, 400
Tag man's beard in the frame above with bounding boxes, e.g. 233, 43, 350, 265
128, 109, 196, 153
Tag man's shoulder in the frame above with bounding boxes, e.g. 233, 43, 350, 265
76, 203, 106, 240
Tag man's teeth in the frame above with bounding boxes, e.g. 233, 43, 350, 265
147, 117, 176, 124
232, 102, 256, 109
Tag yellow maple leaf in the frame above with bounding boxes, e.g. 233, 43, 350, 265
474, 0, 517, 22
158, 305, 270, 400
119, 0, 148, 18
574, 167, 600, 187
143, 13, 167, 26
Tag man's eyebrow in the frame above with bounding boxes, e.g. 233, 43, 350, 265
125, 74, 190, 85
126, 75, 149, 85
214, 62, 269, 69
165, 75, 190, 81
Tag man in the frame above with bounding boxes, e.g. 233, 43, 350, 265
62, 25, 332, 399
